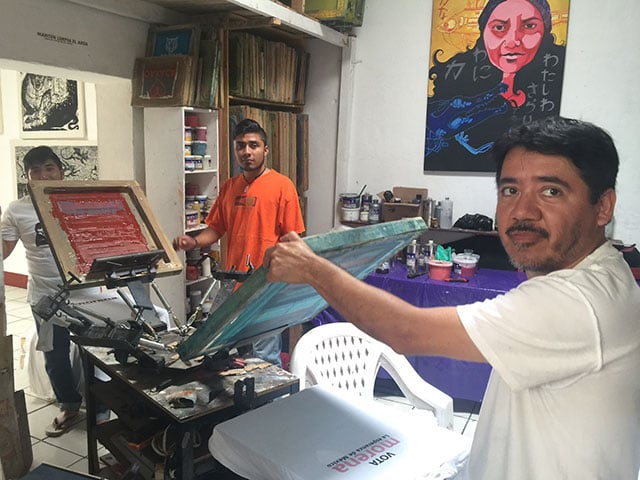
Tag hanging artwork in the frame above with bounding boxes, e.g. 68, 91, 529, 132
19, 73, 86, 139
14, 144, 98, 198
424, 0, 570, 172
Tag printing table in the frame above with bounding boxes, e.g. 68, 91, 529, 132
313, 265, 526, 402
81, 343, 299, 480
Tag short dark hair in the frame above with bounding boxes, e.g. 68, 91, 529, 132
492, 116, 619, 204
233, 119, 267, 145
23, 146, 63, 172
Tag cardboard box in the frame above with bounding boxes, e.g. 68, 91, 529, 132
381, 186, 428, 222
305, 0, 366, 27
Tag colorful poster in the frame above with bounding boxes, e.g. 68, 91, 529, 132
424, 0, 570, 172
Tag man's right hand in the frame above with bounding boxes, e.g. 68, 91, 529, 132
173, 235, 197, 251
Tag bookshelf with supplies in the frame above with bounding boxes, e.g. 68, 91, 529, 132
137, 1, 349, 327
143, 107, 220, 324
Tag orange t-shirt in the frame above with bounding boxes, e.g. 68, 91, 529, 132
205, 169, 305, 271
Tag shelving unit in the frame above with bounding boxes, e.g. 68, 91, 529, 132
144, 107, 220, 323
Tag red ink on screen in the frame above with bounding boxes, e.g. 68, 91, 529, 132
49, 192, 150, 274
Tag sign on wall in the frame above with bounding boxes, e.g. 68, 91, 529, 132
424, 0, 570, 172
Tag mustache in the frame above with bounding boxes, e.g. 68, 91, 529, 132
505, 222, 549, 239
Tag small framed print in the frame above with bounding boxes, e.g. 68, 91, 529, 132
131, 55, 195, 107
146, 24, 201, 57
19, 73, 86, 139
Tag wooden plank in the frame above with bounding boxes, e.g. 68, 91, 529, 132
0, 336, 31, 478
225, 0, 348, 47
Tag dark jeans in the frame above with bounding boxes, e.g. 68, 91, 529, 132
33, 308, 109, 419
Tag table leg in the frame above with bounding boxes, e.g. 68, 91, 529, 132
81, 348, 100, 475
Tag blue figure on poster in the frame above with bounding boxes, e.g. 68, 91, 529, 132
425, 0, 567, 172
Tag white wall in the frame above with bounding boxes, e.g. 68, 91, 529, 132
345, 0, 640, 244
0, 0, 153, 277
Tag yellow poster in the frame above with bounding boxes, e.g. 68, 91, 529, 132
425, 0, 571, 172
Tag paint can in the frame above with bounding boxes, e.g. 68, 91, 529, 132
193, 126, 208, 141
339, 193, 360, 222
184, 127, 193, 142
191, 141, 207, 156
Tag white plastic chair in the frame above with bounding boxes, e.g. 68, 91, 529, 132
290, 322, 454, 429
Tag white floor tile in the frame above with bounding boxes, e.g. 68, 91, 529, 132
26, 403, 62, 441
42, 418, 89, 457
30, 440, 84, 471
24, 390, 56, 414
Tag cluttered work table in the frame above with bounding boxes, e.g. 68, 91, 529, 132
313, 264, 526, 402
82, 342, 299, 479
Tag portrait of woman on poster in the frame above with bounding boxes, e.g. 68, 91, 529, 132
425, 0, 567, 172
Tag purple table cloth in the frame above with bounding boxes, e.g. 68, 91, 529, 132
312, 265, 526, 402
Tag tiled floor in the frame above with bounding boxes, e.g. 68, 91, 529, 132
3, 284, 479, 478
4, 285, 110, 477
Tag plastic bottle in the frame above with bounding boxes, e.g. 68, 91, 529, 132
440, 197, 453, 229
406, 240, 417, 274
369, 199, 381, 223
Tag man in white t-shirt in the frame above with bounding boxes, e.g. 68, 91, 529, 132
264, 117, 640, 479
1, 146, 97, 437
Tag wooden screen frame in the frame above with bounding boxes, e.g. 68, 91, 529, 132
28, 180, 182, 288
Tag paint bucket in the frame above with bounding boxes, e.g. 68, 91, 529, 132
453, 254, 479, 277
339, 193, 360, 209
193, 126, 208, 141
341, 207, 360, 222
184, 113, 199, 127
428, 260, 453, 281
191, 141, 207, 156
185, 210, 199, 229
184, 156, 196, 171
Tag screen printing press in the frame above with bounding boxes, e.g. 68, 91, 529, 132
28, 180, 427, 480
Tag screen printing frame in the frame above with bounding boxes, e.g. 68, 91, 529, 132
28, 180, 182, 288
178, 218, 427, 360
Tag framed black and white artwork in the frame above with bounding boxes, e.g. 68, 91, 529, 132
19, 73, 86, 139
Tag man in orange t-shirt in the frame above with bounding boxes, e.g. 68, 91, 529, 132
174, 118, 305, 365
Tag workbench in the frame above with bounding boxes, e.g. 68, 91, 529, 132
81, 342, 299, 480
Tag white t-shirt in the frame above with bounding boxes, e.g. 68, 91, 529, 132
1, 196, 62, 304
457, 242, 640, 479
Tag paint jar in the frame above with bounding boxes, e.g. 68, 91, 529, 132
184, 143, 192, 156
185, 210, 199, 229
185, 155, 197, 171
191, 141, 207, 156
184, 113, 199, 127
193, 126, 208, 141
339, 193, 360, 209
185, 183, 199, 196
339, 193, 360, 222
428, 260, 453, 281
453, 253, 479, 277
186, 265, 199, 281
189, 289, 202, 307
194, 157, 204, 170
341, 207, 360, 222
184, 127, 193, 142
